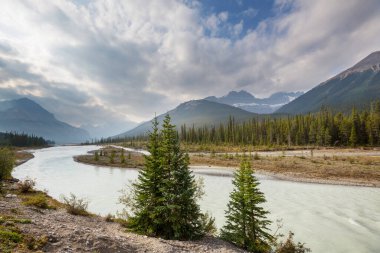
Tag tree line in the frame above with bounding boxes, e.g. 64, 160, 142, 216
0, 132, 52, 147
97, 101, 380, 148
179, 101, 380, 147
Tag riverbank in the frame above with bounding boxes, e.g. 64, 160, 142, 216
0, 180, 245, 252
76, 146, 380, 187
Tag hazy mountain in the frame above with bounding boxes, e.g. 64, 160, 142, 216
0, 98, 90, 144
116, 99, 259, 138
277, 51, 380, 114
204, 90, 303, 113
81, 121, 138, 139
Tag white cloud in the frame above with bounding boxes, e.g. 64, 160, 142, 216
0, 0, 379, 135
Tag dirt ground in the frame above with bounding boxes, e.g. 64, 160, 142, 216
0, 180, 245, 253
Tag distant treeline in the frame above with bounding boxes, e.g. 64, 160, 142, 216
0, 132, 52, 147
97, 101, 380, 147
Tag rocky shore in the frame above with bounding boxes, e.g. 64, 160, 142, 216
0, 180, 245, 253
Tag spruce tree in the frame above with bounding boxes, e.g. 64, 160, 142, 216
127, 115, 204, 240
127, 117, 163, 235
158, 114, 203, 239
221, 160, 273, 252
350, 124, 357, 147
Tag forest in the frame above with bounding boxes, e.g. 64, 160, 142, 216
98, 101, 380, 148
0, 132, 51, 147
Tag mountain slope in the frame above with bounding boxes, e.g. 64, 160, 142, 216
277, 51, 380, 114
205, 90, 303, 114
0, 98, 90, 143
116, 99, 259, 137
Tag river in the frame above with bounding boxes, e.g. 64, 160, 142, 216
13, 145, 380, 253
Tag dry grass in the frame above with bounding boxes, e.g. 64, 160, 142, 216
189, 153, 380, 186
75, 146, 145, 169
76, 146, 380, 186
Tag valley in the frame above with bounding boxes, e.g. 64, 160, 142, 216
1, 2, 380, 251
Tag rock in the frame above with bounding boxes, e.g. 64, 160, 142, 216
9, 184, 19, 190
5, 194, 17, 198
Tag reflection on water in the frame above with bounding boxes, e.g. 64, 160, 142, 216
13, 146, 380, 253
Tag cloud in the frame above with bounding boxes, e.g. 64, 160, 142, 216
241, 8, 258, 18
0, 0, 379, 135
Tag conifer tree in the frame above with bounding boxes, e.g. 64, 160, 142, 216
127, 117, 162, 235
127, 115, 205, 240
221, 160, 273, 252
158, 114, 203, 239
350, 124, 357, 147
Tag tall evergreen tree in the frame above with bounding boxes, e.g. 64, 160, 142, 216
127, 117, 163, 235
127, 115, 204, 240
221, 160, 273, 252
158, 114, 203, 239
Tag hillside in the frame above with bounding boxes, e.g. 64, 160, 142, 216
277, 51, 380, 114
116, 99, 259, 137
0, 98, 90, 144
205, 90, 303, 114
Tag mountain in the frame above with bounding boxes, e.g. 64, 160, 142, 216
277, 51, 380, 114
116, 99, 259, 138
204, 90, 303, 114
0, 98, 90, 144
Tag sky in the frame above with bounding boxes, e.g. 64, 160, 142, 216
0, 0, 379, 136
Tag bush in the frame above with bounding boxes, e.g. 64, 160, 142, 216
17, 178, 36, 193
23, 193, 50, 209
94, 151, 99, 161
199, 212, 216, 235
61, 193, 89, 216
275, 231, 311, 253
0, 148, 15, 180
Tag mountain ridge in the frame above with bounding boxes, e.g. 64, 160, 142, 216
115, 99, 261, 138
277, 51, 380, 114
0, 97, 90, 143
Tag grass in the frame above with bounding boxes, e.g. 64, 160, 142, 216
0, 218, 47, 252
75, 146, 145, 169
189, 153, 380, 185
21, 192, 59, 210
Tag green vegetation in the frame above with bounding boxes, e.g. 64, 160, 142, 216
274, 232, 310, 253
22, 193, 52, 209
94, 151, 99, 161
0, 132, 51, 147
0, 148, 15, 180
124, 115, 212, 240
221, 160, 272, 252
62, 193, 90, 216
95, 101, 380, 149
179, 102, 380, 147
0, 216, 47, 252
221, 161, 310, 253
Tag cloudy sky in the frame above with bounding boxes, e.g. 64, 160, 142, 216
0, 0, 379, 136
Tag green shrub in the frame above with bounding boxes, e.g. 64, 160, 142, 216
0, 148, 15, 180
0, 230, 23, 243
62, 193, 89, 216
23, 193, 50, 209
94, 151, 99, 161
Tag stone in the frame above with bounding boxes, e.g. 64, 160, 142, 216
5, 194, 17, 198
